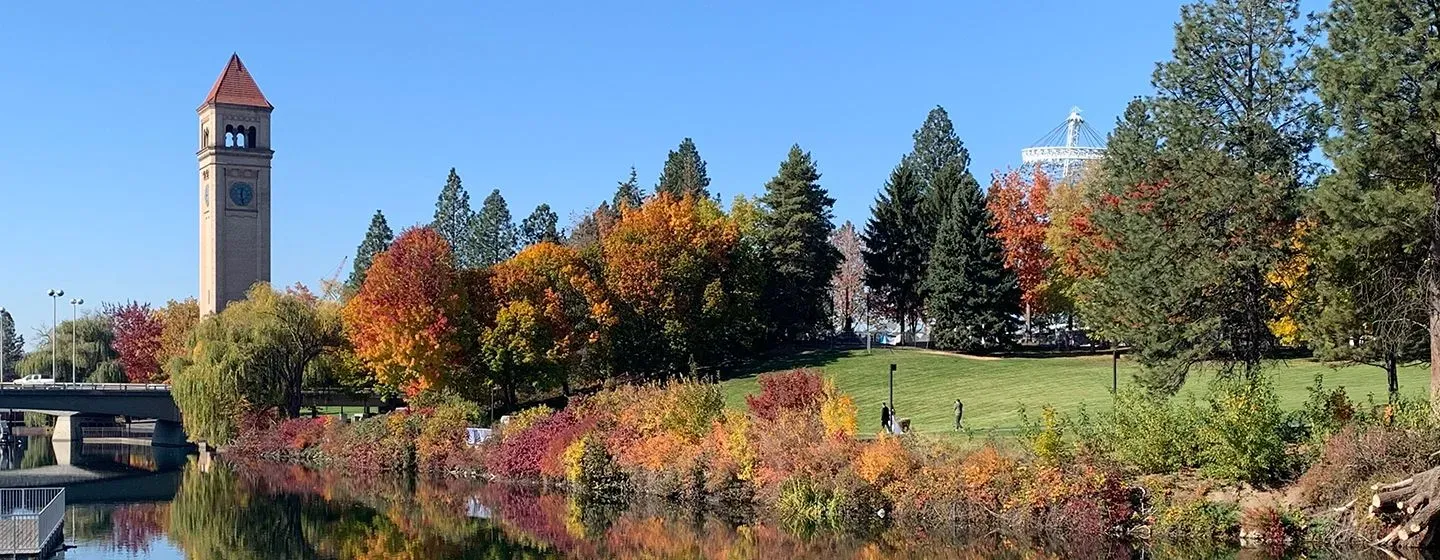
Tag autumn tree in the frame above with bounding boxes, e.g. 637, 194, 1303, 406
348, 210, 394, 291
518, 203, 561, 247
757, 145, 841, 341
431, 168, 477, 268
343, 227, 467, 396
482, 242, 614, 404
107, 301, 165, 383
863, 161, 928, 343
155, 299, 199, 368
602, 194, 747, 377
830, 221, 866, 335
988, 168, 1055, 336
655, 138, 712, 200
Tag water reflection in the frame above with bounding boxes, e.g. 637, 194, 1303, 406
0, 439, 1400, 559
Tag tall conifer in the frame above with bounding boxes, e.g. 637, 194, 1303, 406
348, 210, 395, 290
758, 145, 841, 340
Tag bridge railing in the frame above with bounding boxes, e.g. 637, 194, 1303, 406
0, 487, 65, 555
81, 424, 157, 439
0, 382, 170, 391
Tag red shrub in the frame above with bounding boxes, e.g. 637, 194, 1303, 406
745, 369, 825, 422
485, 409, 594, 479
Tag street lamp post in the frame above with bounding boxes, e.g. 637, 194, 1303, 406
69, 298, 83, 383
47, 290, 63, 381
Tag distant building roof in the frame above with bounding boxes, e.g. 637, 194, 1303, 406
201, 54, 272, 109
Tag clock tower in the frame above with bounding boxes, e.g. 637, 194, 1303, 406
198, 54, 273, 315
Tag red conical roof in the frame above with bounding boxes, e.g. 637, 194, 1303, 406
201, 54, 272, 109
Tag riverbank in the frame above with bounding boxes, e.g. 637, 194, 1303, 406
220, 369, 1440, 554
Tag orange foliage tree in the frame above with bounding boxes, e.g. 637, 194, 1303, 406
483, 242, 614, 404
987, 168, 1055, 331
601, 194, 745, 377
343, 227, 468, 396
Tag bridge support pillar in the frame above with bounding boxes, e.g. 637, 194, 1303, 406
151, 419, 190, 447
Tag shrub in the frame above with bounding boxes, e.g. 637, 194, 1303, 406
1199, 376, 1293, 483
819, 377, 857, 438
1240, 505, 1308, 554
1294, 425, 1440, 506
1020, 405, 1069, 466
1300, 373, 1354, 444
746, 369, 825, 422
1152, 499, 1238, 542
854, 435, 916, 487
505, 405, 555, 434
1102, 387, 1205, 473
562, 434, 629, 500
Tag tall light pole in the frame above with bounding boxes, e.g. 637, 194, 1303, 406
47, 290, 63, 381
69, 298, 83, 383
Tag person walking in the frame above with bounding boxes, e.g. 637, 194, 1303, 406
880, 402, 891, 433
953, 399, 964, 431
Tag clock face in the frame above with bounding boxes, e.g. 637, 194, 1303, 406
230, 182, 254, 207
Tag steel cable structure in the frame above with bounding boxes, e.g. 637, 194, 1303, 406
1020, 107, 1105, 182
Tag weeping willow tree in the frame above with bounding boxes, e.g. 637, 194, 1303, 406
168, 284, 345, 444
16, 314, 124, 383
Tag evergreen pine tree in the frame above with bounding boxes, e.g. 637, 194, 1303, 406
925, 170, 1020, 351
613, 166, 644, 211
474, 189, 517, 266
1313, 0, 1440, 407
519, 203, 561, 247
655, 138, 712, 199
431, 168, 476, 267
909, 106, 977, 225
1, 309, 21, 379
757, 145, 842, 340
347, 210, 394, 290
1083, 0, 1319, 393
862, 161, 929, 342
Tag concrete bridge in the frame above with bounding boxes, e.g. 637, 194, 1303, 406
0, 383, 386, 448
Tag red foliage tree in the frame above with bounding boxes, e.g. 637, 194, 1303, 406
988, 168, 1055, 327
343, 227, 464, 396
107, 301, 165, 383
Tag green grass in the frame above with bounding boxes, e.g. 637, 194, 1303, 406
718, 348, 1426, 436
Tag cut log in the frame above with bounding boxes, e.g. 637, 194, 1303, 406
1370, 465, 1440, 549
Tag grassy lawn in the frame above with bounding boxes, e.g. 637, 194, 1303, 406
718, 347, 1427, 436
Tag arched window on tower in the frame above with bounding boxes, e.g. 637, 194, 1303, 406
202, 127, 209, 148
224, 125, 235, 148
247, 126, 258, 148
236, 128, 247, 148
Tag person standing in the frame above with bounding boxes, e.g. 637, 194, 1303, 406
953, 399, 964, 431
880, 402, 891, 433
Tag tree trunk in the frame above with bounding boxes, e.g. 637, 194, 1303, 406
1388, 351, 1401, 399
1430, 172, 1440, 416
1369, 466, 1440, 548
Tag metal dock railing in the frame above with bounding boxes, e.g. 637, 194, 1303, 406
0, 488, 65, 556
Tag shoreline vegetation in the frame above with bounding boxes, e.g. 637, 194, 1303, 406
222, 367, 1439, 555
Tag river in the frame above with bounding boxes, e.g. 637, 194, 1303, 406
0, 434, 1392, 559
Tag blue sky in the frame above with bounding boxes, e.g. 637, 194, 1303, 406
0, 1, 1297, 341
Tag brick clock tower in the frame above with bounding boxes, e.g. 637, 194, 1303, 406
198, 54, 273, 315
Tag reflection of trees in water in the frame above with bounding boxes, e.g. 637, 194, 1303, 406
166, 459, 558, 559
161, 459, 1171, 560
68, 503, 171, 555
19, 436, 54, 469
